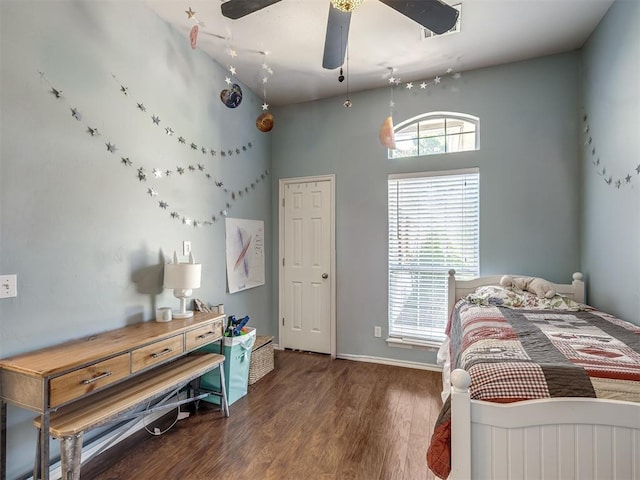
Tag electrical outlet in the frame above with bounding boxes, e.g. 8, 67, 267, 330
183, 240, 191, 256
374, 326, 382, 338
0, 274, 17, 299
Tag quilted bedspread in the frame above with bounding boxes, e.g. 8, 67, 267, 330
427, 298, 640, 479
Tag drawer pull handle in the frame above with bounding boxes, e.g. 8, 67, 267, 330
81, 371, 112, 385
197, 331, 215, 340
151, 348, 173, 358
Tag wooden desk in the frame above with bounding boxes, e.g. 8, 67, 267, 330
0, 312, 224, 480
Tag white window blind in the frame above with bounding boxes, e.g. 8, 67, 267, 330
388, 169, 479, 343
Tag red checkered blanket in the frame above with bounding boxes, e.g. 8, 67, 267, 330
427, 299, 640, 479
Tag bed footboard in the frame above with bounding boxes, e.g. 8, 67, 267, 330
450, 368, 640, 480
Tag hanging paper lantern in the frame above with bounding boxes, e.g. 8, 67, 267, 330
220, 84, 243, 108
256, 112, 274, 132
190, 25, 199, 49
379, 116, 396, 149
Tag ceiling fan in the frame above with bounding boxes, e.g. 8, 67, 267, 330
220, 0, 460, 70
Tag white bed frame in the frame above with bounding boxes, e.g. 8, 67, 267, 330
446, 270, 640, 480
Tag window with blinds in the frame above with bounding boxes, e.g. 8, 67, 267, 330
388, 169, 479, 345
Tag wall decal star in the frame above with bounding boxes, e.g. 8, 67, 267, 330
70, 107, 81, 120
178, 136, 186, 144
137, 103, 146, 112
190, 143, 197, 150
120, 85, 128, 95
405, 82, 413, 89
229, 66, 237, 75
153, 168, 163, 178
185, 7, 196, 19
262, 102, 269, 111
165, 127, 174, 136
151, 115, 160, 125
137, 168, 147, 182
434, 76, 441, 84
105, 142, 117, 153
225, 77, 232, 85
147, 187, 158, 197
50, 88, 63, 98
121, 157, 132, 166
177, 167, 185, 175
159, 201, 169, 209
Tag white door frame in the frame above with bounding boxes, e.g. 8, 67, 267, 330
278, 174, 336, 358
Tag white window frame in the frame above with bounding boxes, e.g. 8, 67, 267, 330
387, 168, 479, 348
389, 111, 479, 159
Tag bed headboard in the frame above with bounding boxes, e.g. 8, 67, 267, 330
447, 270, 585, 318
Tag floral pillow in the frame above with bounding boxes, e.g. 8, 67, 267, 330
465, 285, 587, 310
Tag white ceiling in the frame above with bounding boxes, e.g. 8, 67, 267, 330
146, 0, 614, 106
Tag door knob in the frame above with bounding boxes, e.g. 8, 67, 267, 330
322, 273, 328, 279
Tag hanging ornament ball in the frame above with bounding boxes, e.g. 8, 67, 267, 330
220, 83, 243, 108
256, 111, 274, 132
190, 25, 199, 49
344, 99, 352, 108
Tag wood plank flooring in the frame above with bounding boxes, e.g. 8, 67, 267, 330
81, 350, 443, 480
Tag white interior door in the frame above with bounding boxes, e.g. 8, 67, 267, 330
279, 176, 335, 355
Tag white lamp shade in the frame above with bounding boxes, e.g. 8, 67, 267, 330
163, 263, 201, 290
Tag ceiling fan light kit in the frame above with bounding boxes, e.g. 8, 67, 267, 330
330, 0, 365, 13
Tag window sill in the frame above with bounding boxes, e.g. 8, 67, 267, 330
386, 337, 442, 350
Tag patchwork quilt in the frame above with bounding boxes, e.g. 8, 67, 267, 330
427, 292, 640, 479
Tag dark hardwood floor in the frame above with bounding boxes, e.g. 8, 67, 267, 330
81, 350, 443, 480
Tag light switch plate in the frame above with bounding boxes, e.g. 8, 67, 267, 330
0, 274, 17, 298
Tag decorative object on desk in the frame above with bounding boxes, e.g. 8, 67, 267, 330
193, 298, 211, 313
163, 251, 201, 318
155, 307, 173, 322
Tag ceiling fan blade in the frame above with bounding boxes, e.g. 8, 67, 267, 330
378, 0, 459, 34
221, 0, 282, 19
322, 5, 352, 70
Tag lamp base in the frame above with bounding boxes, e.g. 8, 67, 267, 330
173, 310, 194, 319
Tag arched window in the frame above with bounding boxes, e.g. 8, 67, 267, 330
389, 111, 479, 159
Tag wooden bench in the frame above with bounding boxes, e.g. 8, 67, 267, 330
33, 353, 228, 480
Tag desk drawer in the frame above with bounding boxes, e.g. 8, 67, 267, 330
49, 354, 130, 407
186, 321, 222, 351
131, 335, 184, 373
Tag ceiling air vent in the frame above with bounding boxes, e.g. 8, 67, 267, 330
422, 3, 461, 39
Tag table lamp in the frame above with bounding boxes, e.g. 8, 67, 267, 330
163, 251, 201, 319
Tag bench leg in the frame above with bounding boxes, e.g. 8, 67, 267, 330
219, 364, 229, 417
60, 432, 83, 480
1, 400, 6, 480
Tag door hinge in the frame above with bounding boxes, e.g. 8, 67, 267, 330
282, 317, 285, 326
282, 198, 285, 207
282, 257, 285, 267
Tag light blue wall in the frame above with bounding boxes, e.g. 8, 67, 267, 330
581, 0, 640, 323
271, 53, 583, 366
0, 1, 272, 477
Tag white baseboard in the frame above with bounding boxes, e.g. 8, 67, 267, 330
336, 353, 443, 372
274, 344, 442, 372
